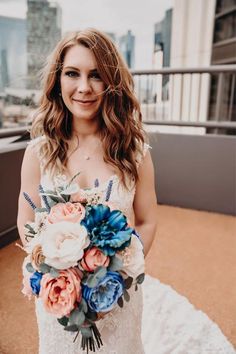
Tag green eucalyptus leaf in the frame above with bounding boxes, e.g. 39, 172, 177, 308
123, 289, 130, 302
57, 316, 69, 327
39, 263, 51, 274
49, 195, 66, 203
50, 267, 60, 278
124, 276, 133, 289
117, 296, 124, 308
35, 207, 48, 213
136, 273, 145, 284
64, 324, 79, 332
94, 266, 107, 279
87, 274, 100, 288
81, 326, 92, 338
62, 183, 80, 195
60, 194, 70, 202
69, 308, 85, 327
80, 298, 88, 314
26, 262, 34, 273
108, 256, 123, 272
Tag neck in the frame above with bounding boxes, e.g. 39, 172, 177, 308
72, 117, 101, 141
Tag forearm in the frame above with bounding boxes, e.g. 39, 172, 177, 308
135, 221, 157, 257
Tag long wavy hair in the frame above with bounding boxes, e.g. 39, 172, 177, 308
31, 28, 146, 188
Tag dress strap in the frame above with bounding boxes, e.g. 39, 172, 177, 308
136, 142, 152, 167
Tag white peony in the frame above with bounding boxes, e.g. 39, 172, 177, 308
40, 221, 90, 270
118, 235, 145, 278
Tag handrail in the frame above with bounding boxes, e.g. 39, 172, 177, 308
0, 126, 30, 138
144, 121, 236, 129
131, 65, 236, 75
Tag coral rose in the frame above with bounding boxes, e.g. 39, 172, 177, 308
39, 268, 82, 317
48, 202, 85, 224
80, 247, 110, 272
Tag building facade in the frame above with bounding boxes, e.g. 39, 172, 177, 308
119, 30, 135, 68
0, 16, 27, 91
154, 9, 172, 68
27, 0, 62, 89
208, 0, 236, 132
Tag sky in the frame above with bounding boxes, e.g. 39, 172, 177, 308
0, 0, 173, 69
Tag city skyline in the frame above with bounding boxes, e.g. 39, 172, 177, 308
0, 0, 173, 69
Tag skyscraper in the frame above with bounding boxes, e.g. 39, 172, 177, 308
154, 8, 172, 68
119, 30, 135, 68
0, 16, 27, 91
27, 0, 62, 89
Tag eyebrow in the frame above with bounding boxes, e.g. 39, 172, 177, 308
63, 66, 98, 72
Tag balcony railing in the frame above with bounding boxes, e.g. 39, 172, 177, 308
131, 65, 236, 134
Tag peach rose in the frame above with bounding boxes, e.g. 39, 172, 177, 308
80, 247, 110, 272
31, 245, 45, 271
39, 268, 82, 317
48, 202, 85, 224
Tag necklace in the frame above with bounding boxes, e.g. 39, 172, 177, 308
68, 136, 101, 161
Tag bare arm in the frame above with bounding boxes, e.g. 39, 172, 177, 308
133, 149, 157, 257
17, 144, 41, 246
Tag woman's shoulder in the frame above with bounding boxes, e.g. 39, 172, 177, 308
26, 135, 46, 163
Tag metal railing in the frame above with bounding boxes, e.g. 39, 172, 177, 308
131, 65, 236, 133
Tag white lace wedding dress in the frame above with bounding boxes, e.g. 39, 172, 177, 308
30, 138, 235, 354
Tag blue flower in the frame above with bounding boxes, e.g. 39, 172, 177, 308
82, 271, 124, 312
30, 271, 43, 295
81, 204, 133, 256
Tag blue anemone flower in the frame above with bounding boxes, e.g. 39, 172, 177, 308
81, 204, 133, 256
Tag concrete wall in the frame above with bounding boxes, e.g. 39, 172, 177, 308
149, 132, 236, 215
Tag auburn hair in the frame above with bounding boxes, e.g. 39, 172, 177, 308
31, 28, 146, 188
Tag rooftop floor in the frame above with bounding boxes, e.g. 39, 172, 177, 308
0, 204, 235, 353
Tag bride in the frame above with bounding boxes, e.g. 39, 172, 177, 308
17, 29, 235, 354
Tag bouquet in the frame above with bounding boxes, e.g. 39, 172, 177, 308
21, 173, 145, 352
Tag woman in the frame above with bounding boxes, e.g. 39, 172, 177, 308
17, 29, 157, 354
17, 29, 235, 354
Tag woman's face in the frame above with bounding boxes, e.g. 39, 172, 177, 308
60, 44, 105, 121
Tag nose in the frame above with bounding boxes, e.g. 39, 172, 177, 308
77, 75, 92, 94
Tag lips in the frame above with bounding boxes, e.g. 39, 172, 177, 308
72, 99, 97, 104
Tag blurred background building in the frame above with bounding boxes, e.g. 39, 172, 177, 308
0, 16, 27, 91
27, 0, 62, 89
119, 30, 135, 68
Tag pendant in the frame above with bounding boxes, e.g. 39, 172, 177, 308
85, 156, 90, 160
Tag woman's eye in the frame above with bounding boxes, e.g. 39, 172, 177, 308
65, 71, 78, 78
90, 72, 101, 80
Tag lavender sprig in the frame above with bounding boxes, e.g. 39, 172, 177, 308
94, 178, 99, 188
39, 184, 51, 212
105, 180, 113, 202
23, 192, 37, 210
